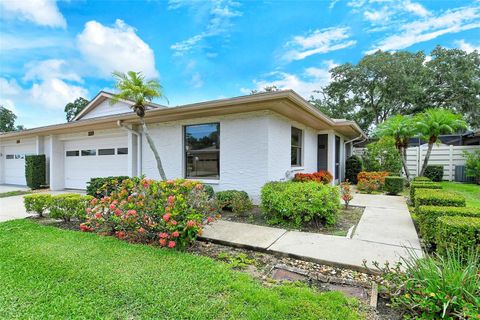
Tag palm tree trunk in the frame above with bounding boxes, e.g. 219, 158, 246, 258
400, 147, 410, 180
419, 143, 434, 177
141, 118, 167, 180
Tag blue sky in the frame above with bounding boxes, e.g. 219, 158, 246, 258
1, 0, 479, 128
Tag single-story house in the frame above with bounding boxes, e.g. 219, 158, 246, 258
0, 90, 366, 201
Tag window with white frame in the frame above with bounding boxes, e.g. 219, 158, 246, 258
291, 127, 303, 166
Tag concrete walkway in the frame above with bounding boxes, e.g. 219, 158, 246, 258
201, 193, 422, 272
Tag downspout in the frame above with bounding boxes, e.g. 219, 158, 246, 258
117, 120, 142, 177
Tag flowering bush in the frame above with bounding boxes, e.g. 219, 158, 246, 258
356, 171, 389, 193
340, 181, 353, 209
293, 170, 333, 184
80, 178, 220, 249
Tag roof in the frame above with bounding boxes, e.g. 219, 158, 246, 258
0, 90, 366, 141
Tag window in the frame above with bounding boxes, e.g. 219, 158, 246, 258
6, 154, 14, 159
15, 154, 25, 159
291, 127, 303, 166
81, 149, 96, 156
184, 123, 220, 179
117, 148, 128, 155
66, 150, 79, 157
98, 148, 115, 156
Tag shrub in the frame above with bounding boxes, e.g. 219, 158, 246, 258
413, 176, 431, 182
86, 176, 130, 198
356, 179, 379, 194
356, 171, 389, 193
261, 181, 340, 227
417, 206, 480, 245
49, 194, 93, 222
345, 155, 363, 184
384, 176, 404, 195
23, 194, 52, 217
362, 137, 402, 175
414, 189, 466, 210
436, 216, 480, 257
293, 170, 333, 184
216, 190, 253, 214
463, 150, 480, 183
409, 181, 442, 202
202, 184, 215, 198
424, 165, 443, 182
340, 181, 353, 209
24, 155, 46, 189
81, 179, 219, 249
376, 249, 479, 319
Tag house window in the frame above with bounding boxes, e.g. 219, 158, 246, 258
66, 150, 79, 157
98, 148, 115, 156
184, 123, 220, 179
81, 149, 96, 156
291, 127, 303, 166
6, 154, 14, 159
117, 148, 128, 155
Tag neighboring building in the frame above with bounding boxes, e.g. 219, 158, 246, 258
0, 90, 365, 201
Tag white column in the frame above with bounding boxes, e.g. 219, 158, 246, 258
36, 136, 44, 155
327, 133, 336, 184
49, 135, 64, 190
127, 131, 138, 177
0, 146, 5, 184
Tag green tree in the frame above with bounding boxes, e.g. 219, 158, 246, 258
426, 46, 480, 128
64, 97, 89, 122
363, 137, 403, 176
0, 106, 17, 132
415, 109, 467, 177
250, 85, 280, 94
111, 71, 168, 180
375, 115, 417, 179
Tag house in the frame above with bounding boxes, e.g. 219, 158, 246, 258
0, 90, 366, 201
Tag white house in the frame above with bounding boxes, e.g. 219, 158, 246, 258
0, 90, 366, 201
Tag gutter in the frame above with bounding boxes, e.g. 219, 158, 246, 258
344, 133, 367, 158
117, 120, 142, 176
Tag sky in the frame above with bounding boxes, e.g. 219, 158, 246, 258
0, 0, 479, 128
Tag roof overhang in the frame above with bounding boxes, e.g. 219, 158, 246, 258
0, 90, 366, 141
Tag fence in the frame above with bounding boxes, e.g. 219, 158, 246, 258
354, 145, 479, 181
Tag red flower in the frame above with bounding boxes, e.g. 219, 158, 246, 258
126, 209, 137, 217
80, 224, 89, 232
94, 213, 102, 219
114, 209, 122, 217
186, 220, 196, 228
207, 216, 214, 223
109, 204, 116, 210
168, 241, 176, 248
159, 239, 167, 246
159, 232, 168, 239
163, 213, 171, 222
167, 195, 175, 204
170, 220, 177, 226
138, 227, 145, 234
116, 231, 126, 239
172, 231, 180, 237
90, 198, 98, 205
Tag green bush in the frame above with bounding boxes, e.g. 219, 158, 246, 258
384, 176, 404, 195
345, 155, 363, 184
414, 189, 466, 210
24, 155, 46, 189
413, 176, 431, 182
417, 206, 480, 245
216, 190, 253, 214
436, 216, 480, 257
424, 165, 444, 182
49, 194, 92, 222
463, 150, 480, 183
202, 184, 215, 199
23, 194, 52, 217
362, 137, 402, 175
86, 176, 129, 198
261, 181, 340, 227
409, 181, 442, 202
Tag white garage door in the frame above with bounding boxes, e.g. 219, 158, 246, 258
64, 135, 129, 189
4, 143, 36, 185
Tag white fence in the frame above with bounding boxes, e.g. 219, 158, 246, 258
354, 145, 480, 181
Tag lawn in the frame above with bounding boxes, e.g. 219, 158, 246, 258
440, 181, 480, 208
0, 190, 31, 198
0, 220, 365, 319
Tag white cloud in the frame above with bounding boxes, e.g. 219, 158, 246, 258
23, 59, 83, 83
0, 98, 18, 114
403, 1, 430, 17
169, 0, 241, 55
30, 79, 88, 109
368, 6, 480, 53
283, 27, 356, 62
0, 0, 66, 28
77, 19, 159, 78
0, 78, 22, 96
364, 8, 391, 22
455, 39, 480, 53
0, 33, 67, 51
189, 72, 204, 88
242, 61, 337, 98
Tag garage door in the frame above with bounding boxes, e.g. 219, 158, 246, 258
4, 143, 36, 185
64, 136, 129, 189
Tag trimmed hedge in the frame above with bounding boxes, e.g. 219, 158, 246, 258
384, 176, 404, 195
216, 190, 253, 214
424, 165, 444, 182
436, 216, 480, 257
49, 194, 94, 222
417, 206, 480, 245
345, 155, 363, 184
261, 181, 340, 227
413, 176, 431, 182
414, 189, 466, 210
86, 176, 129, 198
409, 181, 442, 202
23, 194, 52, 217
25, 155, 46, 189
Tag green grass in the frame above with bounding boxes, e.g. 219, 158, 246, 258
0, 220, 364, 320
439, 182, 480, 208
0, 190, 31, 198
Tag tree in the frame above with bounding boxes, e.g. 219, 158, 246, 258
415, 109, 467, 177
64, 97, 89, 122
111, 71, 168, 180
250, 85, 280, 94
362, 137, 403, 176
0, 106, 17, 132
375, 114, 417, 179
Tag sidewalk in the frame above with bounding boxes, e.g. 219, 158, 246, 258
201, 193, 423, 273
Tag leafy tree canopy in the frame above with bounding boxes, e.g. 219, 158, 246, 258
64, 97, 89, 122
0, 106, 25, 132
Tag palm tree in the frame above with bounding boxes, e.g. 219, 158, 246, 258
111, 71, 167, 180
415, 108, 467, 177
375, 114, 416, 179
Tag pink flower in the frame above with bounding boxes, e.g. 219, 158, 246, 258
138, 227, 145, 234
186, 220, 196, 228
159, 239, 167, 246
167, 195, 175, 204
90, 198, 98, 205
207, 216, 214, 223
86, 207, 92, 214
159, 232, 168, 239
170, 220, 177, 226
114, 209, 122, 217
172, 231, 180, 238
168, 241, 176, 248
195, 184, 203, 190
127, 209, 137, 216
163, 213, 171, 222
94, 213, 102, 219
167, 179, 174, 184
116, 231, 126, 239
112, 200, 118, 205
109, 204, 116, 210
